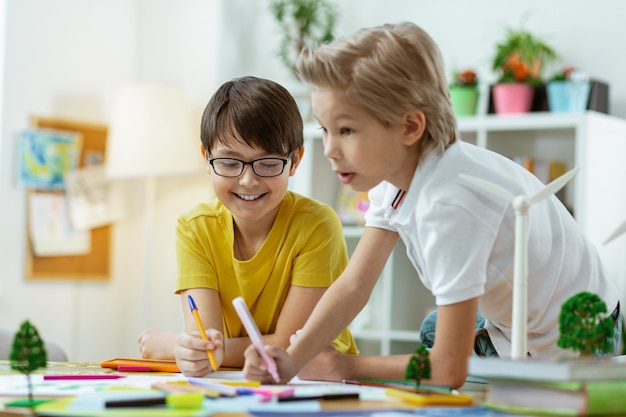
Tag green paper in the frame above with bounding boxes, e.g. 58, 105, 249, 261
5, 397, 51, 407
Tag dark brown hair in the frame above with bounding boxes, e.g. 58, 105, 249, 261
200, 76, 303, 157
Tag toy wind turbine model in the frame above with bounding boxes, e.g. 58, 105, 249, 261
603, 219, 626, 245
459, 166, 580, 359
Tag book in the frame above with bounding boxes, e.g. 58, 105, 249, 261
484, 378, 626, 416
468, 355, 626, 382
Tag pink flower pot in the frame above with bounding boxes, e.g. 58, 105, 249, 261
492, 83, 534, 114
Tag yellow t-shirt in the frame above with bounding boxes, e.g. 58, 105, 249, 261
175, 191, 358, 355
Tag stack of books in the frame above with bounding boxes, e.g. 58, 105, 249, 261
469, 355, 626, 415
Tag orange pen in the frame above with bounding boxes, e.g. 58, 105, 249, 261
187, 294, 219, 372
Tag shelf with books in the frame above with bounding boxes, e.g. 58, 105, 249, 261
457, 110, 626, 306
292, 111, 626, 356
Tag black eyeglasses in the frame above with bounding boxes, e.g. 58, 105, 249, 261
208, 151, 293, 178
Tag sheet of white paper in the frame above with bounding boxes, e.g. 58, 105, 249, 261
29, 193, 90, 256
64, 165, 125, 231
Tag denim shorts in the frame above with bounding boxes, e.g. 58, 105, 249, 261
419, 308, 623, 357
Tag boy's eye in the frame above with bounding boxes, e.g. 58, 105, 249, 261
217, 160, 240, 169
339, 127, 354, 135
259, 162, 281, 169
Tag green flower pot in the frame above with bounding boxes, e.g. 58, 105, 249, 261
450, 85, 479, 116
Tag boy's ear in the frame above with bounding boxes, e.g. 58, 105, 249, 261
402, 109, 426, 146
289, 146, 305, 176
200, 144, 211, 174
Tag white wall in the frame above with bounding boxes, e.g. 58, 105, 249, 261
0, 0, 5, 164
0, 0, 218, 361
226, 0, 626, 118
1, 0, 626, 361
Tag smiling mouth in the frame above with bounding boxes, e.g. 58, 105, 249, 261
235, 193, 264, 201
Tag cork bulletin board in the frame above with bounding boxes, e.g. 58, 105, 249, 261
25, 116, 111, 280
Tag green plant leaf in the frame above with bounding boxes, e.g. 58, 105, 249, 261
270, 0, 339, 79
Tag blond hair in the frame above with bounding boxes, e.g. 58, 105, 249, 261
297, 22, 457, 163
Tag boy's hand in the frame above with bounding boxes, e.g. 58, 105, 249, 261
242, 343, 296, 384
297, 345, 348, 382
174, 329, 224, 377
136, 328, 177, 360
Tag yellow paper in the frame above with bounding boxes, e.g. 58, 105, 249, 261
385, 387, 473, 406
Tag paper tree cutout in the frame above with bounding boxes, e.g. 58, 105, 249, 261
405, 343, 431, 387
459, 166, 579, 359
10, 320, 48, 405
557, 291, 614, 355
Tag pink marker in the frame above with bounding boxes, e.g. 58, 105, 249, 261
232, 296, 280, 383
43, 374, 125, 380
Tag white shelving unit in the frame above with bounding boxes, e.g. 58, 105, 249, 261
291, 111, 626, 356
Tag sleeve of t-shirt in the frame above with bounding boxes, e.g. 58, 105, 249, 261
290, 205, 348, 287
175, 216, 218, 293
364, 182, 397, 232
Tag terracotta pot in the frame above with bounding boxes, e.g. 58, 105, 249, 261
492, 83, 534, 114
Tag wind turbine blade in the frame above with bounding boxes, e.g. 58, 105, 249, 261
459, 174, 515, 203
604, 219, 626, 245
528, 166, 580, 205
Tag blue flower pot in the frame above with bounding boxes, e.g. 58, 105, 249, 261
547, 81, 590, 113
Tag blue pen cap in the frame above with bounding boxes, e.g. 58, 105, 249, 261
187, 294, 197, 311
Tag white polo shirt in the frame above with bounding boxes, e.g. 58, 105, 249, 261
364, 140, 619, 358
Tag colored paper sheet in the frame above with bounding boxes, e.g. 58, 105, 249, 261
29, 192, 91, 256
17, 129, 82, 190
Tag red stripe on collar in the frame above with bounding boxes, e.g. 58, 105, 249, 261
391, 190, 406, 210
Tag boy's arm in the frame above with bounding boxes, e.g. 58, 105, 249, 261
270, 286, 330, 346
179, 288, 223, 334
427, 297, 477, 388
286, 227, 399, 376
175, 288, 225, 376
223, 286, 328, 367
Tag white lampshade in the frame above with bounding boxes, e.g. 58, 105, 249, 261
106, 83, 202, 178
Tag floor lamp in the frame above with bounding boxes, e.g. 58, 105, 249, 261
106, 83, 201, 329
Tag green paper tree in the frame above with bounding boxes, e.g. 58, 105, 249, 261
557, 292, 615, 356
10, 320, 48, 405
405, 343, 431, 388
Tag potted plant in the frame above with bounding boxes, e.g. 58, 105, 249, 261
547, 67, 591, 113
491, 26, 559, 114
269, 0, 339, 80
449, 69, 480, 117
